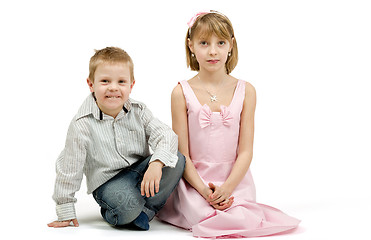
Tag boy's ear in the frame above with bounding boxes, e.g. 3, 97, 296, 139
87, 78, 94, 93
130, 79, 135, 92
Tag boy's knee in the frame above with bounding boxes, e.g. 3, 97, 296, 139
145, 152, 185, 212
162, 151, 185, 184
162, 152, 185, 184
175, 151, 186, 175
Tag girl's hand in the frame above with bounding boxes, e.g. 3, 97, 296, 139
199, 184, 234, 210
47, 219, 79, 228
141, 160, 164, 197
211, 196, 235, 210
200, 185, 214, 202
208, 182, 233, 206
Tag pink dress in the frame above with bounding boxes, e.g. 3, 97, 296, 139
157, 80, 300, 238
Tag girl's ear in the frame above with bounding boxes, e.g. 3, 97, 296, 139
87, 78, 94, 93
188, 38, 194, 53
229, 37, 235, 52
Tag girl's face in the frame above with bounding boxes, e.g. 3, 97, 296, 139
189, 33, 232, 73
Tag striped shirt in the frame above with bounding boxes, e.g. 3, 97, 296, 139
52, 94, 178, 221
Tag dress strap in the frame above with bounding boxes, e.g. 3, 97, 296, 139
230, 79, 246, 114
237, 79, 246, 98
179, 80, 195, 111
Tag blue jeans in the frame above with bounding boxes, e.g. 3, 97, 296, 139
93, 152, 185, 226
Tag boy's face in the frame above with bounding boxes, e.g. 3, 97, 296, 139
87, 62, 135, 118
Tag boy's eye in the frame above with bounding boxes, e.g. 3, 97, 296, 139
101, 80, 109, 83
200, 41, 208, 46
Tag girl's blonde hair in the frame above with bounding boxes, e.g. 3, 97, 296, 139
186, 11, 238, 74
89, 47, 134, 83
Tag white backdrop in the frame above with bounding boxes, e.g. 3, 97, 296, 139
1, 0, 370, 239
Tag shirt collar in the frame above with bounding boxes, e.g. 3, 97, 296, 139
76, 93, 132, 121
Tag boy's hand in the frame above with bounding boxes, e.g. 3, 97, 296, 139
47, 219, 79, 228
141, 160, 164, 197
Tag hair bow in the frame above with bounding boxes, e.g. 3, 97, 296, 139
187, 11, 210, 28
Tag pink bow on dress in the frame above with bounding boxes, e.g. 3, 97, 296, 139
199, 104, 233, 128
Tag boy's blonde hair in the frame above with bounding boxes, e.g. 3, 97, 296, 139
89, 47, 134, 83
186, 11, 238, 74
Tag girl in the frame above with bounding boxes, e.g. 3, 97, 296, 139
157, 11, 300, 238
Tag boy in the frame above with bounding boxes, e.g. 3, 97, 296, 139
48, 47, 185, 230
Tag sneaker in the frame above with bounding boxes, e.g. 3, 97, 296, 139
131, 211, 149, 230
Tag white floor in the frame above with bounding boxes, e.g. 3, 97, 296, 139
11, 189, 371, 240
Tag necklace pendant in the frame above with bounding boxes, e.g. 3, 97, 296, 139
210, 95, 217, 102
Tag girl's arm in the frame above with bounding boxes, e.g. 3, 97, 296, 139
171, 85, 213, 200
209, 82, 256, 204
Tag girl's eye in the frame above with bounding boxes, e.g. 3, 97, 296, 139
219, 41, 225, 45
200, 41, 208, 46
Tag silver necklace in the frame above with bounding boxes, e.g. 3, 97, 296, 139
197, 75, 224, 102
